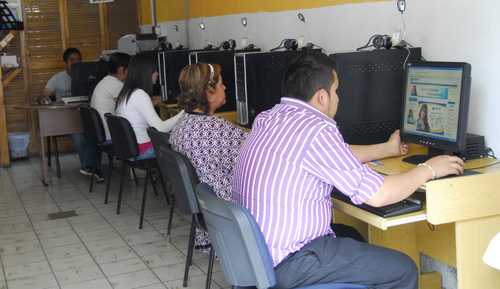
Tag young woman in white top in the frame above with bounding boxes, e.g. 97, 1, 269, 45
91, 52, 131, 143
115, 53, 184, 160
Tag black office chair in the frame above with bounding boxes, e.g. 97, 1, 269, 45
195, 183, 368, 289
146, 127, 176, 243
104, 113, 169, 229
77, 105, 114, 195
157, 144, 214, 289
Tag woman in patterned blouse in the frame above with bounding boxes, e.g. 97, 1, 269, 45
169, 62, 249, 254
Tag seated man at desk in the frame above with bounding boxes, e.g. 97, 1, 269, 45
37, 48, 102, 181
231, 52, 465, 288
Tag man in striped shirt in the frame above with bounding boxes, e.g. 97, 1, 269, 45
231, 52, 464, 288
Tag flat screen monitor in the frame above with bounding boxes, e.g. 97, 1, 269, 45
400, 61, 472, 164
71, 61, 108, 97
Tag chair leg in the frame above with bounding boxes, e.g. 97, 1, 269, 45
206, 245, 215, 289
131, 168, 139, 185
117, 162, 127, 214
89, 149, 98, 193
104, 154, 113, 204
139, 165, 154, 229
47, 136, 51, 167
184, 220, 197, 287
53, 136, 61, 178
158, 167, 170, 205
166, 195, 176, 243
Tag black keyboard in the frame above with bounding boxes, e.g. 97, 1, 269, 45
331, 189, 424, 218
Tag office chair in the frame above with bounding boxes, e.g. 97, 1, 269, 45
146, 127, 176, 242
104, 113, 169, 229
157, 144, 214, 289
77, 105, 114, 195
195, 182, 368, 289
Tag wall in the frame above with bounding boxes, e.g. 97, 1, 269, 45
141, 0, 500, 158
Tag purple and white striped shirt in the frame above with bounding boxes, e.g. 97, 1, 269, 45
231, 97, 384, 267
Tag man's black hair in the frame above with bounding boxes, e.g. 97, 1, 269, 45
63, 48, 81, 62
282, 52, 337, 102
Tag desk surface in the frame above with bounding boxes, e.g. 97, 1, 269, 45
14, 103, 87, 110
332, 144, 500, 230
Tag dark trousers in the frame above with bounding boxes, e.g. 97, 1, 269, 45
273, 235, 418, 289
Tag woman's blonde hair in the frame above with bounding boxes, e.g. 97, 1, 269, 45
177, 62, 221, 113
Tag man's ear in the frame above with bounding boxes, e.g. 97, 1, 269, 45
316, 88, 329, 107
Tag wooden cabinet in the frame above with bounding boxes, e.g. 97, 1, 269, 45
0, 30, 27, 167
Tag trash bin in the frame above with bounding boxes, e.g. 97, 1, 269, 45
7, 132, 30, 159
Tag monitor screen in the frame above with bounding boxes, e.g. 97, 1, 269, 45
71, 61, 108, 97
400, 61, 472, 164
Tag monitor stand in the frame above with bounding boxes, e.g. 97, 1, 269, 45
402, 147, 451, 165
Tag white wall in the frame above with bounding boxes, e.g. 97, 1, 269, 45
145, 0, 500, 155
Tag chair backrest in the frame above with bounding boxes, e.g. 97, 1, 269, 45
195, 182, 275, 288
147, 127, 170, 182
78, 105, 106, 145
195, 183, 367, 289
146, 127, 170, 157
104, 113, 140, 160
157, 144, 200, 215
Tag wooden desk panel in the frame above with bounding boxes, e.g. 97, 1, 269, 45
333, 146, 500, 289
15, 104, 85, 185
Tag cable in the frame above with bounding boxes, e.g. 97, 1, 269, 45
270, 39, 287, 51
403, 47, 411, 70
401, 13, 406, 41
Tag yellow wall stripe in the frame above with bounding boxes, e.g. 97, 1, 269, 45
141, 0, 390, 25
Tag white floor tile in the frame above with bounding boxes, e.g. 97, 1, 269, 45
48, 253, 97, 272
1, 250, 47, 267
0, 239, 41, 256
99, 256, 149, 277
54, 265, 105, 285
0, 153, 227, 289
5, 272, 58, 289
107, 269, 162, 289
60, 278, 113, 289
4, 260, 53, 280
91, 247, 139, 264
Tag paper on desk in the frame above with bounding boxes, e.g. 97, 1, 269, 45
483, 232, 500, 270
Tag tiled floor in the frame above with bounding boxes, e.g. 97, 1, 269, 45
0, 153, 231, 289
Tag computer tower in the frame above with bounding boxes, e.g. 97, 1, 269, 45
156, 50, 196, 104
235, 49, 322, 128
189, 49, 260, 112
329, 48, 422, 145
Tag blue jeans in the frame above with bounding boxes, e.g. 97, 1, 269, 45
129, 146, 156, 161
67, 133, 100, 170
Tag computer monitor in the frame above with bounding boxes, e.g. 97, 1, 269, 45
71, 61, 108, 97
400, 61, 472, 164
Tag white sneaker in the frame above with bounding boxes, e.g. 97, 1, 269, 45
79, 167, 93, 176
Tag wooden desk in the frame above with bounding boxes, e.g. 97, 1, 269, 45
15, 103, 85, 185
157, 102, 250, 132
332, 145, 500, 289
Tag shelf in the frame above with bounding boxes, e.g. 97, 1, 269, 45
2, 67, 21, 87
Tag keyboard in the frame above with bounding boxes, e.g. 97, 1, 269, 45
331, 189, 423, 218
61, 96, 89, 104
